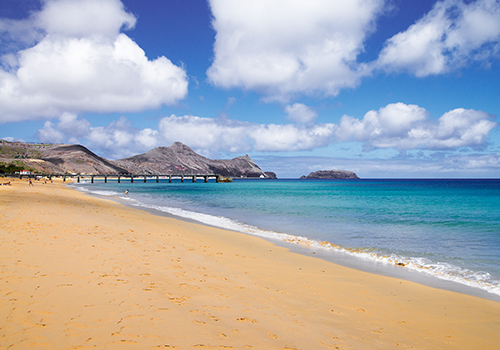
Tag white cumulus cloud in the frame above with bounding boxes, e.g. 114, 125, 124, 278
285, 103, 318, 124
37, 120, 65, 144
35, 103, 496, 160
207, 0, 385, 101
0, 0, 188, 123
158, 115, 253, 155
37, 0, 136, 38
336, 103, 497, 149
376, 0, 500, 76
37, 114, 161, 159
158, 115, 337, 154
250, 124, 335, 152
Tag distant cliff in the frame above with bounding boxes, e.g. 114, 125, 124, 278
300, 170, 359, 180
114, 142, 276, 178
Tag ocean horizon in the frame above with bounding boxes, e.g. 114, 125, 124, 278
73, 178, 500, 301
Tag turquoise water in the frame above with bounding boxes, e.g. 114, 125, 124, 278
74, 178, 500, 297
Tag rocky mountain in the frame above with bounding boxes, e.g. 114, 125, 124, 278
0, 140, 128, 175
115, 142, 276, 178
300, 169, 359, 180
0, 140, 276, 178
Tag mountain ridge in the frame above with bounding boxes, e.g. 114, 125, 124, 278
0, 140, 129, 175
0, 140, 276, 178
114, 142, 275, 178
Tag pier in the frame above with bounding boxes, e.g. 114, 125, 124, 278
11, 174, 232, 183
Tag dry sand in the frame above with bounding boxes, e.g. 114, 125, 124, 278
1, 177, 499, 349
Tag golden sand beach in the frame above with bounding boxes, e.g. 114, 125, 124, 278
1, 178, 499, 349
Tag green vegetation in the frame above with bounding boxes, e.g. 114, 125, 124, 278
0, 162, 26, 174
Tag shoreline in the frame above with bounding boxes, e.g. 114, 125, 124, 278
1, 177, 500, 349
75, 181, 500, 303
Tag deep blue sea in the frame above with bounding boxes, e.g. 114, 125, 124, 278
73, 178, 500, 298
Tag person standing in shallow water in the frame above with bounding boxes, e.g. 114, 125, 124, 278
125, 189, 129, 195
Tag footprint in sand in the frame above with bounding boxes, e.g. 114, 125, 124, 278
236, 317, 257, 323
168, 296, 189, 305
179, 283, 200, 290
64, 321, 88, 330
265, 331, 278, 339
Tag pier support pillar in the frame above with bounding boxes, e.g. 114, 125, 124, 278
192, 176, 197, 183
131, 176, 134, 183
118, 176, 120, 183
169, 176, 172, 183
156, 176, 159, 183
205, 176, 209, 183
144, 176, 147, 183
181, 176, 184, 183
77, 176, 80, 183
91, 176, 94, 184
104, 176, 107, 183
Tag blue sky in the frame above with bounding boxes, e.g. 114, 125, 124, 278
1, 0, 500, 178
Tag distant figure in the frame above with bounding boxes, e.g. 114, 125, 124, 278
29, 179, 34, 187
125, 189, 129, 195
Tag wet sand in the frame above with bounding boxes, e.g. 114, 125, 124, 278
1, 177, 499, 349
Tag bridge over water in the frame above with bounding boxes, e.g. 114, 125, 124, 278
12, 174, 231, 183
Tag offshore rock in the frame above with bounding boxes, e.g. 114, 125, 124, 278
264, 172, 278, 179
300, 169, 359, 180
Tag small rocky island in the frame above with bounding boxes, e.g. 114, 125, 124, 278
300, 170, 359, 180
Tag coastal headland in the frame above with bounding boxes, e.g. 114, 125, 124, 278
1, 178, 499, 349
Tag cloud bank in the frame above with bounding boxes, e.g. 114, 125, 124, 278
0, 0, 188, 123
207, 0, 500, 100
207, 0, 385, 101
36, 103, 496, 159
336, 103, 497, 150
376, 0, 500, 76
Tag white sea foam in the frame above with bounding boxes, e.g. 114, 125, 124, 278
73, 183, 500, 297
127, 201, 500, 297
304, 240, 500, 296
72, 184, 131, 198
73, 186, 121, 197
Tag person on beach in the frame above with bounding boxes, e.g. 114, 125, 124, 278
125, 189, 129, 195
29, 179, 33, 186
